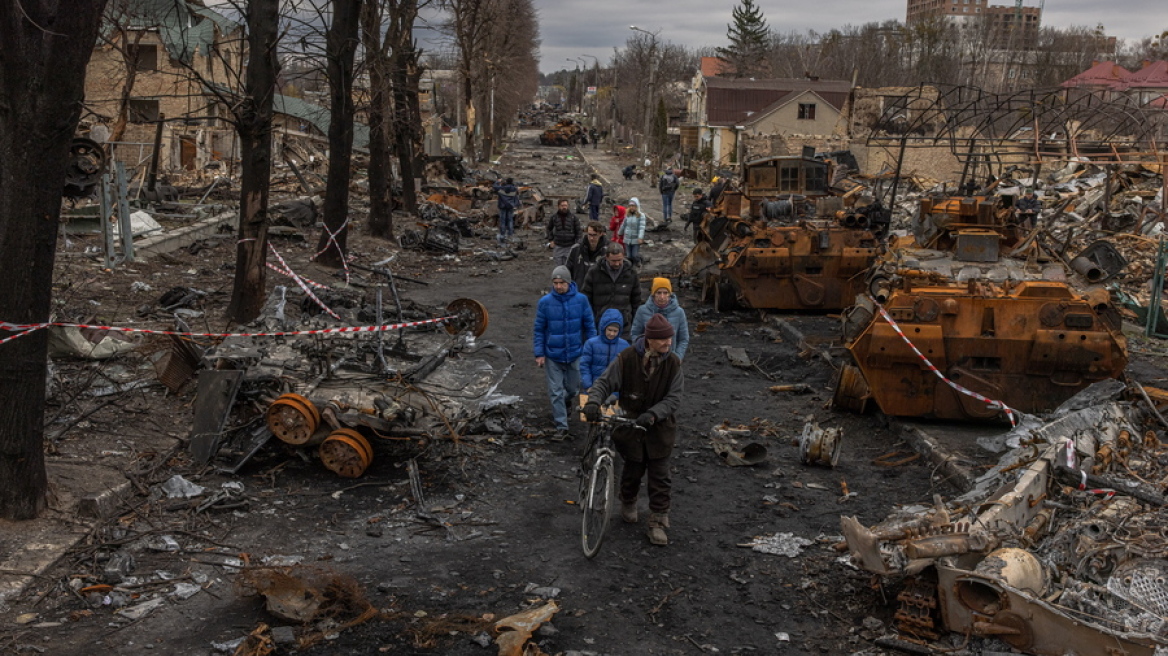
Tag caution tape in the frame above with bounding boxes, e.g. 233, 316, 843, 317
870, 295, 1017, 427
268, 244, 341, 319
267, 261, 330, 290
0, 315, 456, 347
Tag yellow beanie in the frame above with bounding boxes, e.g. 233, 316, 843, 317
652, 277, 673, 294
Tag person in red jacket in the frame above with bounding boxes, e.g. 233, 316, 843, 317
609, 203, 627, 246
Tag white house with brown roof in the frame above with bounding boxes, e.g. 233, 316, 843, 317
682, 73, 851, 166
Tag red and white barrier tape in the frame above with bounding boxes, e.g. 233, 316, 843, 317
870, 296, 1017, 427
313, 217, 351, 284
0, 315, 455, 346
266, 261, 330, 290
268, 244, 341, 319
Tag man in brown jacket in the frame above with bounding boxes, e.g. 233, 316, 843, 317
582, 313, 683, 545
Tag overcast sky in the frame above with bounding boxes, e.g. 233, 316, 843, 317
527, 0, 1167, 73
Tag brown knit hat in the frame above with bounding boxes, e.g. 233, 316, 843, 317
644, 313, 674, 339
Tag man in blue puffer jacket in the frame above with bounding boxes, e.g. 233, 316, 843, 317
533, 265, 597, 437
631, 277, 690, 360
580, 308, 631, 391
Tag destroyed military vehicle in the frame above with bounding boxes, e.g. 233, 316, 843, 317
682, 154, 888, 312
833, 192, 1129, 421
840, 381, 1168, 656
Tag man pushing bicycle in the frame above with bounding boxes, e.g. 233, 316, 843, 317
583, 313, 683, 546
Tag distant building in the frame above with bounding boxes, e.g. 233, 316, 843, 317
906, 0, 1042, 50
683, 74, 851, 165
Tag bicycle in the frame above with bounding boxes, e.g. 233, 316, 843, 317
578, 412, 644, 558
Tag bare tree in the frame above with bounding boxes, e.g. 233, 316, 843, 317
314, 0, 363, 267
0, 0, 109, 519
361, 0, 396, 238
227, 0, 281, 322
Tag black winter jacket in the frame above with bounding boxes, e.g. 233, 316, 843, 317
546, 210, 581, 247
581, 260, 642, 328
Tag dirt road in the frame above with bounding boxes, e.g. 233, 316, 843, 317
3, 130, 945, 656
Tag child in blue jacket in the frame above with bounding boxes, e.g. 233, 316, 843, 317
580, 308, 631, 391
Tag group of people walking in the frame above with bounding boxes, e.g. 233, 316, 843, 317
505, 164, 711, 548
532, 245, 689, 545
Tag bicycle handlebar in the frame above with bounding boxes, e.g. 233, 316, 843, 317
592, 414, 647, 432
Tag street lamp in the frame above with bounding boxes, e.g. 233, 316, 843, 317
629, 25, 660, 162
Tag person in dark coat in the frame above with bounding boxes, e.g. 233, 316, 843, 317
684, 188, 711, 241
546, 199, 581, 266
658, 169, 680, 224
533, 265, 597, 436
1015, 188, 1042, 229
583, 174, 604, 223
583, 313, 683, 545
581, 243, 642, 330
492, 177, 521, 244
567, 221, 609, 287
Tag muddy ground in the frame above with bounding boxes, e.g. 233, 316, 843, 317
1, 130, 1088, 656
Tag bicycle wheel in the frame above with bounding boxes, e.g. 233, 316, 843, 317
577, 425, 601, 505
581, 454, 615, 558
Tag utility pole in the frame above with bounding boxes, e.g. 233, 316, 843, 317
630, 26, 660, 164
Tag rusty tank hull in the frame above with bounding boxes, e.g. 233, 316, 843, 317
832, 193, 1128, 421
708, 222, 879, 311
834, 282, 1128, 420
685, 154, 887, 312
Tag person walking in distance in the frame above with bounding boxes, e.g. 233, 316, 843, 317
619, 198, 647, 266
658, 168, 680, 225
583, 173, 604, 223
533, 266, 596, 438
583, 313, 683, 546
546, 199, 581, 266
631, 277, 690, 360
609, 202, 627, 247
581, 242, 642, 329
492, 177, 521, 245
684, 188, 711, 241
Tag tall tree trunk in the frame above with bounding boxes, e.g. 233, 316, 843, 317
391, 32, 421, 213
226, 0, 280, 323
0, 0, 109, 520
462, 70, 477, 162
108, 28, 144, 143
362, 1, 394, 239
316, 0, 363, 267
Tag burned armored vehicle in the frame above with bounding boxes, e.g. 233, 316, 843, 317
682, 154, 888, 312
840, 383, 1168, 655
833, 193, 1129, 420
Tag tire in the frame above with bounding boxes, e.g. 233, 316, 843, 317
581, 454, 614, 558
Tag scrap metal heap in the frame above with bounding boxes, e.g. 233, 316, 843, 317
538, 119, 588, 146
683, 154, 889, 312
839, 381, 1168, 656
833, 190, 1130, 421
183, 284, 515, 478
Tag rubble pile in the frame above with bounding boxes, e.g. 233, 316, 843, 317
840, 381, 1168, 655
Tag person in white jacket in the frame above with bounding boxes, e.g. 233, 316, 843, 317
619, 197, 648, 266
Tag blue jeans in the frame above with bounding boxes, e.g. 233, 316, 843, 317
545, 359, 580, 430
661, 193, 674, 222
589, 204, 600, 223
498, 208, 515, 241
626, 242, 641, 265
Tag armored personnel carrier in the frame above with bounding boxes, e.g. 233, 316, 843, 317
683, 154, 888, 312
833, 193, 1128, 421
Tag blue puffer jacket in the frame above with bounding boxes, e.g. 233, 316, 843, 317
630, 295, 691, 360
533, 282, 597, 363
580, 308, 631, 388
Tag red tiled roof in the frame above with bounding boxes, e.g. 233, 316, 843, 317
700, 57, 735, 77
703, 77, 850, 126
1060, 60, 1132, 88
1147, 93, 1168, 109
1117, 60, 1168, 89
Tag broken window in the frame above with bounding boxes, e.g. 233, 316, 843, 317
804, 162, 827, 193
128, 98, 160, 123
127, 44, 158, 72
779, 164, 799, 192
798, 103, 816, 120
